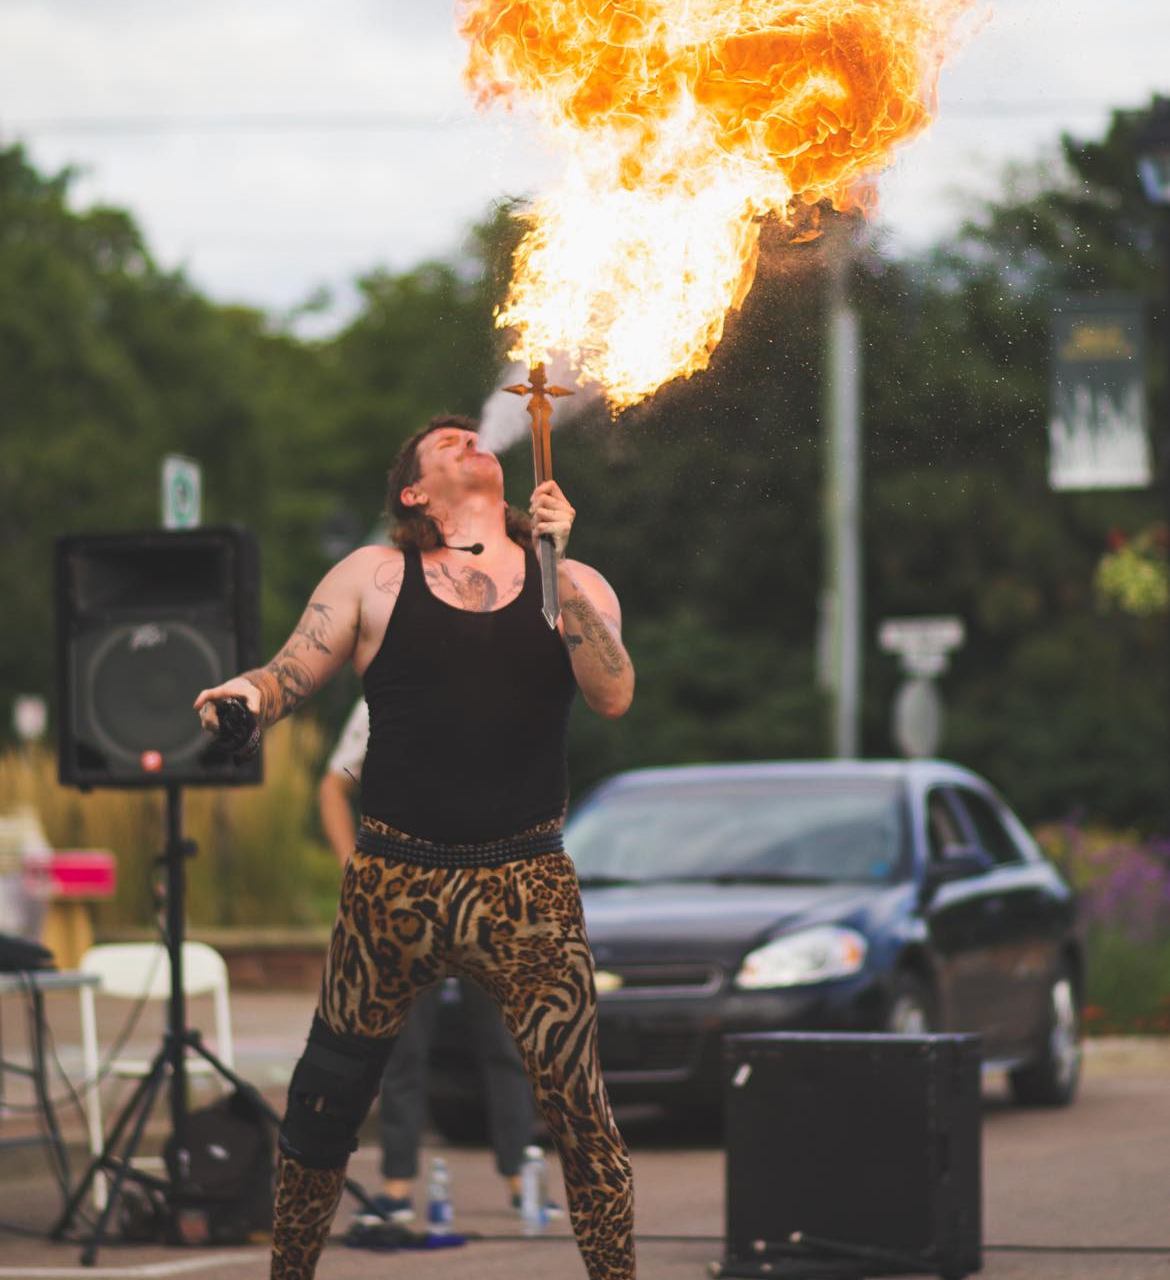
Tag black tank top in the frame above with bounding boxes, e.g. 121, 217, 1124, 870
360, 546, 577, 842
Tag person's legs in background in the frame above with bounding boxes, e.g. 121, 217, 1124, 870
461, 977, 536, 1203
371, 987, 440, 1220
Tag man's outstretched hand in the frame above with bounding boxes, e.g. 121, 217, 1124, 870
194, 678, 263, 762
194, 677, 261, 731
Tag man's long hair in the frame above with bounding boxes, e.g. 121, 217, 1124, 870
385, 414, 532, 552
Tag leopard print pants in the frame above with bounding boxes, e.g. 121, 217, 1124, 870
270, 847, 636, 1280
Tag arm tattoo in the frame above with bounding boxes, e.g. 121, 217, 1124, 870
561, 598, 627, 677
243, 651, 316, 726
266, 652, 317, 717
291, 602, 333, 655
242, 668, 282, 726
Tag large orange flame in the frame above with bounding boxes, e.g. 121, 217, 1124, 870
459, 0, 968, 409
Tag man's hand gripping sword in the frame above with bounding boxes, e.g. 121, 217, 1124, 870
504, 363, 573, 629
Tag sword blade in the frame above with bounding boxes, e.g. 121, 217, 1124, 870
538, 535, 559, 629
530, 405, 557, 626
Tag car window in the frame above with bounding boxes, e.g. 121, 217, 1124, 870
926, 788, 965, 864
952, 788, 1025, 867
565, 778, 908, 884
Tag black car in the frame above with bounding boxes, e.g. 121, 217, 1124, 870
429, 760, 1082, 1137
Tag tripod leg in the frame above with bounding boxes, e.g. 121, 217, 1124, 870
79, 1055, 171, 1266
51, 1044, 170, 1240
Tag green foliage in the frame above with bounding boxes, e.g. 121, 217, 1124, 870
1095, 525, 1169, 616
1079, 931, 1170, 1035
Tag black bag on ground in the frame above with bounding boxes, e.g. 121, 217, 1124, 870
161, 1088, 275, 1244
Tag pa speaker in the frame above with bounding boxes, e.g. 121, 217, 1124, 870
721, 1032, 981, 1280
56, 527, 261, 788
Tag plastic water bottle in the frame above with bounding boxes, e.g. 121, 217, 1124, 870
519, 1144, 548, 1237
426, 1156, 454, 1232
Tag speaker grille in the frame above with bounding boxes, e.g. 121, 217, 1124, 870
81, 622, 224, 765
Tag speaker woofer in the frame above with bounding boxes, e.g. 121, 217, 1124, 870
81, 622, 224, 764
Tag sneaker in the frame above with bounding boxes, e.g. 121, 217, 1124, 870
354, 1193, 414, 1225
511, 1194, 564, 1220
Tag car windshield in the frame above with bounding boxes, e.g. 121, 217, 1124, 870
566, 776, 907, 885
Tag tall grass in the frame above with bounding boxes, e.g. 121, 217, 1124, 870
0, 720, 339, 933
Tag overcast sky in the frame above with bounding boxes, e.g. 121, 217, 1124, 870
1, 0, 1166, 335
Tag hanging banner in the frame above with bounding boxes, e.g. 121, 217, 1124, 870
1049, 294, 1150, 491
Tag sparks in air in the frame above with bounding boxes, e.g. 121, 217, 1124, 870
458, 0, 971, 409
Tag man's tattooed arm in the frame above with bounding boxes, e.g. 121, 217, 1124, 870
195, 549, 367, 731
558, 563, 635, 718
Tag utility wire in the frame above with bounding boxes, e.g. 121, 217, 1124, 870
2, 112, 480, 136
0, 100, 1140, 138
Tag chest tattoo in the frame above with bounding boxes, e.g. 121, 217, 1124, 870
428, 563, 500, 612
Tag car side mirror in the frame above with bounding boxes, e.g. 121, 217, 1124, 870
925, 844, 991, 889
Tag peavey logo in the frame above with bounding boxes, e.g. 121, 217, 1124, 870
129, 624, 167, 650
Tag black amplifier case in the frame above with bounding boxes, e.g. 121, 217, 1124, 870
722, 1032, 981, 1279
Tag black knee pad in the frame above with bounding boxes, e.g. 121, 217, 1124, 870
279, 1015, 393, 1169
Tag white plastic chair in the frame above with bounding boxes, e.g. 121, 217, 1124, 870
78, 941, 235, 1208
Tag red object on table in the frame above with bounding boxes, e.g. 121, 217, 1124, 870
48, 851, 116, 899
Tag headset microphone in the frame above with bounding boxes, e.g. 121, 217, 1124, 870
446, 542, 484, 555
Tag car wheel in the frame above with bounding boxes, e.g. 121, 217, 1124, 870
884, 971, 936, 1035
1008, 969, 1081, 1107
427, 1095, 489, 1145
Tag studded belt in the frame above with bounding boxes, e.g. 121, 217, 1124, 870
356, 815, 565, 869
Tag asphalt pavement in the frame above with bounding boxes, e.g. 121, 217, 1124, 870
1, 986, 1168, 1279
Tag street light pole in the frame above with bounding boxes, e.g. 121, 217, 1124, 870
1135, 94, 1170, 473
1134, 95, 1170, 812
822, 250, 862, 759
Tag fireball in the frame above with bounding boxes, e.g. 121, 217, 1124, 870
459, 0, 969, 408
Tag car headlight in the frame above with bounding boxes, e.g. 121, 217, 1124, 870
735, 925, 868, 990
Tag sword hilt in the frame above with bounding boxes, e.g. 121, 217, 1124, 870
503, 363, 574, 629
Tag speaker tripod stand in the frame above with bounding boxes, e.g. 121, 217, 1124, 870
51, 783, 378, 1265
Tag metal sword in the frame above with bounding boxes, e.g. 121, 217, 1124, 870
503, 362, 573, 629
